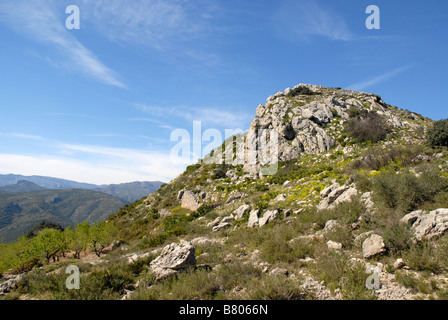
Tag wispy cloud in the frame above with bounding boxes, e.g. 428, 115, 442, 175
0, 132, 46, 141
0, 0, 125, 88
134, 103, 252, 129
273, 0, 353, 41
346, 66, 412, 91
78, 0, 223, 66
128, 117, 175, 130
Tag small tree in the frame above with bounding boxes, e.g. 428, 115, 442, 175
65, 222, 90, 259
29, 229, 65, 262
426, 119, 448, 147
89, 221, 115, 257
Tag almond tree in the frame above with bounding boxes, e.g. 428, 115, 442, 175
65, 222, 90, 259
89, 221, 115, 257
30, 228, 65, 262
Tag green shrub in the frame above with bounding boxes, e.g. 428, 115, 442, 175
352, 144, 423, 171
310, 251, 348, 293
246, 274, 306, 300
426, 119, 448, 147
287, 86, 319, 97
340, 262, 377, 300
212, 164, 230, 179
403, 241, 443, 274
346, 112, 390, 143
395, 271, 436, 294
325, 225, 353, 249
311, 251, 376, 299
372, 169, 448, 212
347, 106, 368, 119
260, 233, 313, 264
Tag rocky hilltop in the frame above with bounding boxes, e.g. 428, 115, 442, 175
2, 84, 448, 301
210, 84, 428, 175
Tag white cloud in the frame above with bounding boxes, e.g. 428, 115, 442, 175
346, 66, 412, 91
0, 133, 185, 184
0, 152, 179, 185
0, 0, 125, 88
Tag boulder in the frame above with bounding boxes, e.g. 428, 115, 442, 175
318, 184, 357, 210
0, 275, 23, 295
150, 240, 196, 280
324, 219, 340, 231
400, 208, 448, 240
282, 180, 292, 189
212, 216, 234, 232
207, 217, 221, 228
332, 187, 358, 207
158, 209, 172, 218
393, 258, 405, 270
225, 192, 247, 204
234, 204, 251, 220
326, 240, 342, 250
362, 234, 386, 259
180, 190, 202, 211
248, 210, 260, 228
259, 210, 279, 227
226, 169, 238, 180
360, 192, 374, 210
212, 222, 232, 232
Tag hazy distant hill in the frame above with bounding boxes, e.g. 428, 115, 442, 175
0, 180, 48, 193
92, 181, 165, 202
0, 174, 165, 202
0, 188, 126, 242
0, 174, 98, 190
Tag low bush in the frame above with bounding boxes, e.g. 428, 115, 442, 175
402, 241, 443, 274
246, 274, 306, 300
346, 111, 390, 143
426, 119, 448, 148
372, 169, 448, 212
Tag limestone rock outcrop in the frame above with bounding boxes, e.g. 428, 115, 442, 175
149, 240, 196, 280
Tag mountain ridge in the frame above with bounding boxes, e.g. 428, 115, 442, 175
0, 174, 165, 202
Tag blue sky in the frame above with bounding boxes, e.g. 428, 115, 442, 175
0, 0, 447, 184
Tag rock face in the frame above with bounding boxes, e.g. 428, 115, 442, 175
149, 240, 196, 279
362, 234, 386, 259
180, 190, 202, 211
400, 208, 448, 240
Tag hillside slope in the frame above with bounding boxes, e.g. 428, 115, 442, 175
2, 84, 448, 300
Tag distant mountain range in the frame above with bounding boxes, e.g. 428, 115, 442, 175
0, 174, 165, 242
0, 174, 165, 202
